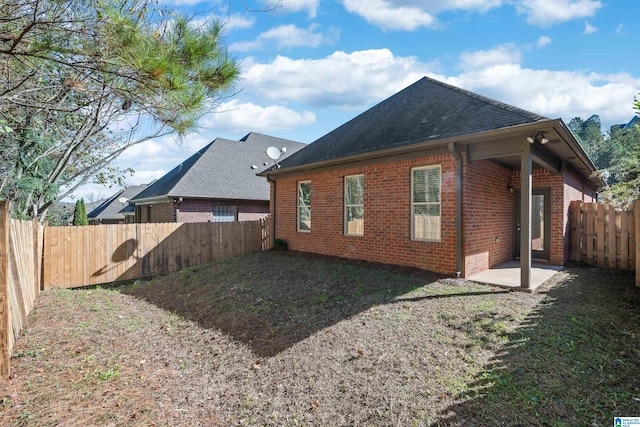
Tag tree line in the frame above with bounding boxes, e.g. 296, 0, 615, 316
569, 111, 640, 207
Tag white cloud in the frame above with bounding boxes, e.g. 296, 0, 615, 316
426, 0, 504, 12
459, 44, 521, 70
616, 23, 624, 34
342, 0, 437, 31
536, 35, 552, 48
230, 24, 339, 52
262, 0, 320, 18
127, 169, 170, 185
516, 0, 603, 26
340, 0, 602, 31
65, 183, 121, 203
190, 12, 256, 32
241, 49, 436, 108
229, 40, 262, 52
446, 50, 639, 126
583, 20, 597, 34
242, 47, 638, 127
222, 13, 256, 31
201, 100, 316, 133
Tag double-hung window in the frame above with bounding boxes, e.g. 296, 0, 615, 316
297, 181, 311, 232
411, 165, 441, 241
344, 174, 364, 236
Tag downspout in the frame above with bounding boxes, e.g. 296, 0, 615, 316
266, 174, 277, 246
448, 142, 463, 277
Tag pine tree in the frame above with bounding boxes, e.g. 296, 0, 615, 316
73, 199, 89, 226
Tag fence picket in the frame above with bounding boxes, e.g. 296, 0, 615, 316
596, 204, 605, 266
570, 201, 636, 279
608, 205, 617, 269
1, 203, 45, 378
41, 219, 270, 288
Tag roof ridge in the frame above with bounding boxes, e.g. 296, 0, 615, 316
420, 76, 547, 122
241, 131, 303, 143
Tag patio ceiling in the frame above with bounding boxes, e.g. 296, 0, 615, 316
463, 119, 603, 188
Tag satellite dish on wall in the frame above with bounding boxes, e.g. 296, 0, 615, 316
266, 146, 281, 160
118, 197, 129, 204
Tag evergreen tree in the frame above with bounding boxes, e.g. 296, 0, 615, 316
73, 199, 88, 226
568, 115, 608, 168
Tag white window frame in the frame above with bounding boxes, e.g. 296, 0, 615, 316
297, 180, 311, 232
344, 174, 364, 236
411, 165, 441, 242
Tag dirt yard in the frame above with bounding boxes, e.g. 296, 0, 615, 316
2, 251, 639, 426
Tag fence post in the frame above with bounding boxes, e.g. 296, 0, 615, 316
635, 200, 640, 287
0, 201, 10, 378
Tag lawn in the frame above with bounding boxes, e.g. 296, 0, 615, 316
2, 251, 639, 426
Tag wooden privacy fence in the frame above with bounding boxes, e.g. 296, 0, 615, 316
43, 217, 272, 289
0, 201, 44, 377
569, 201, 638, 280
1, 213, 271, 377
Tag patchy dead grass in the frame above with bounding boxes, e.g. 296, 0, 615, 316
1, 252, 639, 426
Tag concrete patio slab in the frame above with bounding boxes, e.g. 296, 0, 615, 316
467, 261, 563, 292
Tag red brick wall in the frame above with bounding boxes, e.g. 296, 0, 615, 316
462, 158, 514, 277
273, 154, 458, 274
238, 201, 270, 221
176, 199, 212, 222
273, 154, 597, 276
176, 198, 269, 223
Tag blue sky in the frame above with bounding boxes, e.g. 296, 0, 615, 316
74, 0, 640, 201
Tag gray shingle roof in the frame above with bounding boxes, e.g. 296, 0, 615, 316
276, 76, 547, 170
88, 184, 149, 220
131, 132, 305, 202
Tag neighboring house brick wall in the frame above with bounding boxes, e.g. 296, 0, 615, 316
462, 158, 514, 277
238, 201, 270, 221
176, 199, 213, 223
274, 154, 458, 275
176, 198, 269, 223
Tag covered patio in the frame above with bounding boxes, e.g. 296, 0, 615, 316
458, 118, 602, 290
467, 261, 563, 292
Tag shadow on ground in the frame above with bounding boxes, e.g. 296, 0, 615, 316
432, 266, 640, 426
122, 250, 446, 357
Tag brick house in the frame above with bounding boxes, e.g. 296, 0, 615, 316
260, 77, 603, 289
87, 184, 149, 225
130, 132, 305, 223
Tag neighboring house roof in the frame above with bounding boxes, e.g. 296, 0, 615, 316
88, 184, 149, 221
119, 204, 135, 215
274, 76, 547, 171
131, 132, 305, 202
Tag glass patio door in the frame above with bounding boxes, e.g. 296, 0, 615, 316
514, 188, 550, 260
